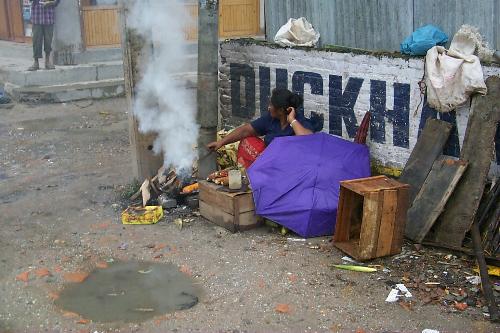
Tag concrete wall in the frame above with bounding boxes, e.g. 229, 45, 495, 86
53, 0, 84, 65
218, 39, 500, 176
264, 0, 500, 51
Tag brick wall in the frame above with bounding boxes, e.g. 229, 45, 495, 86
219, 39, 500, 176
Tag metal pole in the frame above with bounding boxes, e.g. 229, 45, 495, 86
197, 0, 219, 179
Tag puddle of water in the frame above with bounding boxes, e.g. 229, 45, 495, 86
55, 261, 201, 323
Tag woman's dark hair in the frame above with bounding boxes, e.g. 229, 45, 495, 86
270, 88, 304, 111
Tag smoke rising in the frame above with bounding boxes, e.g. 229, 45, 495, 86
128, 0, 198, 174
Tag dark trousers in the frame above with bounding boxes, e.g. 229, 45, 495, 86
32, 24, 54, 59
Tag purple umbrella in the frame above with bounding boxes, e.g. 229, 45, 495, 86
247, 133, 370, 238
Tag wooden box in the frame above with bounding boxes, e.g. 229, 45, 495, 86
199, 180, 260, 232
333, 176, 409, 261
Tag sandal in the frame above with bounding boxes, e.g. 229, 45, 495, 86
27, 64, 39, 71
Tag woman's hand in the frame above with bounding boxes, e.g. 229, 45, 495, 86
206, 141, 223, 151
286, 107, 296, 124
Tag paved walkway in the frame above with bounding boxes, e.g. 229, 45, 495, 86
0, 40, 125, 102
0, 40, 33, 73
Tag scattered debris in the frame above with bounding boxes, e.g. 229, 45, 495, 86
34, 268, 51, 278
118, 243, 129, 250
157, 194, 177, 209
385, 284, 412, 303
96, 262, 108, 269
274, 303, 291, 314
331, 265, 377, 273
466, 276, 481, 285
181, 183, 199, 194
63, 272, 88, 283
15, 271, 30, 282
454, 302, 468, 311
174, 218, 184, 230
287, 237, 307, 243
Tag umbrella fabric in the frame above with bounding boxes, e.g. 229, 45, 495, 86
247, 133, 370, 238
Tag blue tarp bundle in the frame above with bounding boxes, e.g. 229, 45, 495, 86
401, 24, 448, 56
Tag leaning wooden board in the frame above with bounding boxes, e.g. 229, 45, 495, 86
199, 180, 260, 232
405, 157, 468, 243
399, 119, 453, 204
431, 76, 500, 248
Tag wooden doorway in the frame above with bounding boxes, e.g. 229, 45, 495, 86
185, 0, 261, 40
0, 0, 25, 42
80, 0, 121, 48
219, 0, 260, 38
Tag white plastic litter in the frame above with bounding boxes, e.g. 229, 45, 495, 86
422, 330, 440, 333
385, 283, 413, 302
341, 256, 360, 264
466, 275, 481, 285
425, 27, 487, 113
274, 17, 320, 47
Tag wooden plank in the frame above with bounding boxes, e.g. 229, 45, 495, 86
333, 241, 361, 260
399, 119, 453, 204
199, 181, 255, 214
376, 190, 397, 257
358, 192, 382, 260
333, 188, 365, 242
199, 182, 235, 214
200, 200, 237, 232
405, 157, 468, 243
432, 77, 500, 248
341, 176, 408, 195
200, 200, 258, 232
333, 187, 352, 242
391, 186, 408, 254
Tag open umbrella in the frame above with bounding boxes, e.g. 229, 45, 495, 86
247, 133, 370, 238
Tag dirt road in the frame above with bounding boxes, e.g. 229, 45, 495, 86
0, 98, 498, 332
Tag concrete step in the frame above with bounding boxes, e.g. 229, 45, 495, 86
5, 78, 125, 103
0, 61, 124, 87
73, 48, 123, 64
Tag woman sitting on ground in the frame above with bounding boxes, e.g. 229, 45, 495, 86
207, 88, 314, 168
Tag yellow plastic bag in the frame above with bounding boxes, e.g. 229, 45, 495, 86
473, 265, 500, 277
121, 206, 163, 225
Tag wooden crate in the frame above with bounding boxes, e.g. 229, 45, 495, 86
333, 176, 409, 261
199, 180, 260, 232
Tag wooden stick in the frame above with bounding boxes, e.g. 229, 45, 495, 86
471, 221, 499, 322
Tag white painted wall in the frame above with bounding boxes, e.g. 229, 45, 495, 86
219, 40, 500, 176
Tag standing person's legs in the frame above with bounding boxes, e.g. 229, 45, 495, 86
28, 24, 43, 71
43, 24, 55, 70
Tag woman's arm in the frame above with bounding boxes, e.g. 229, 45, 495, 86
287, 108, 313, 136
206, 123, 258, 151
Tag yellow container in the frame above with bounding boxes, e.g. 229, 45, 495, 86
121, 206, 164, 225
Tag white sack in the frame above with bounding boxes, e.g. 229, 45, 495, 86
274, 17, 320, 47
425, 29, 487, 113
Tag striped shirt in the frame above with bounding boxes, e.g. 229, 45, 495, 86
31, 0, 60, 25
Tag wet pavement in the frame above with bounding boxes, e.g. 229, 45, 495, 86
56, 261, 201, 323
0, 98, 499, 332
